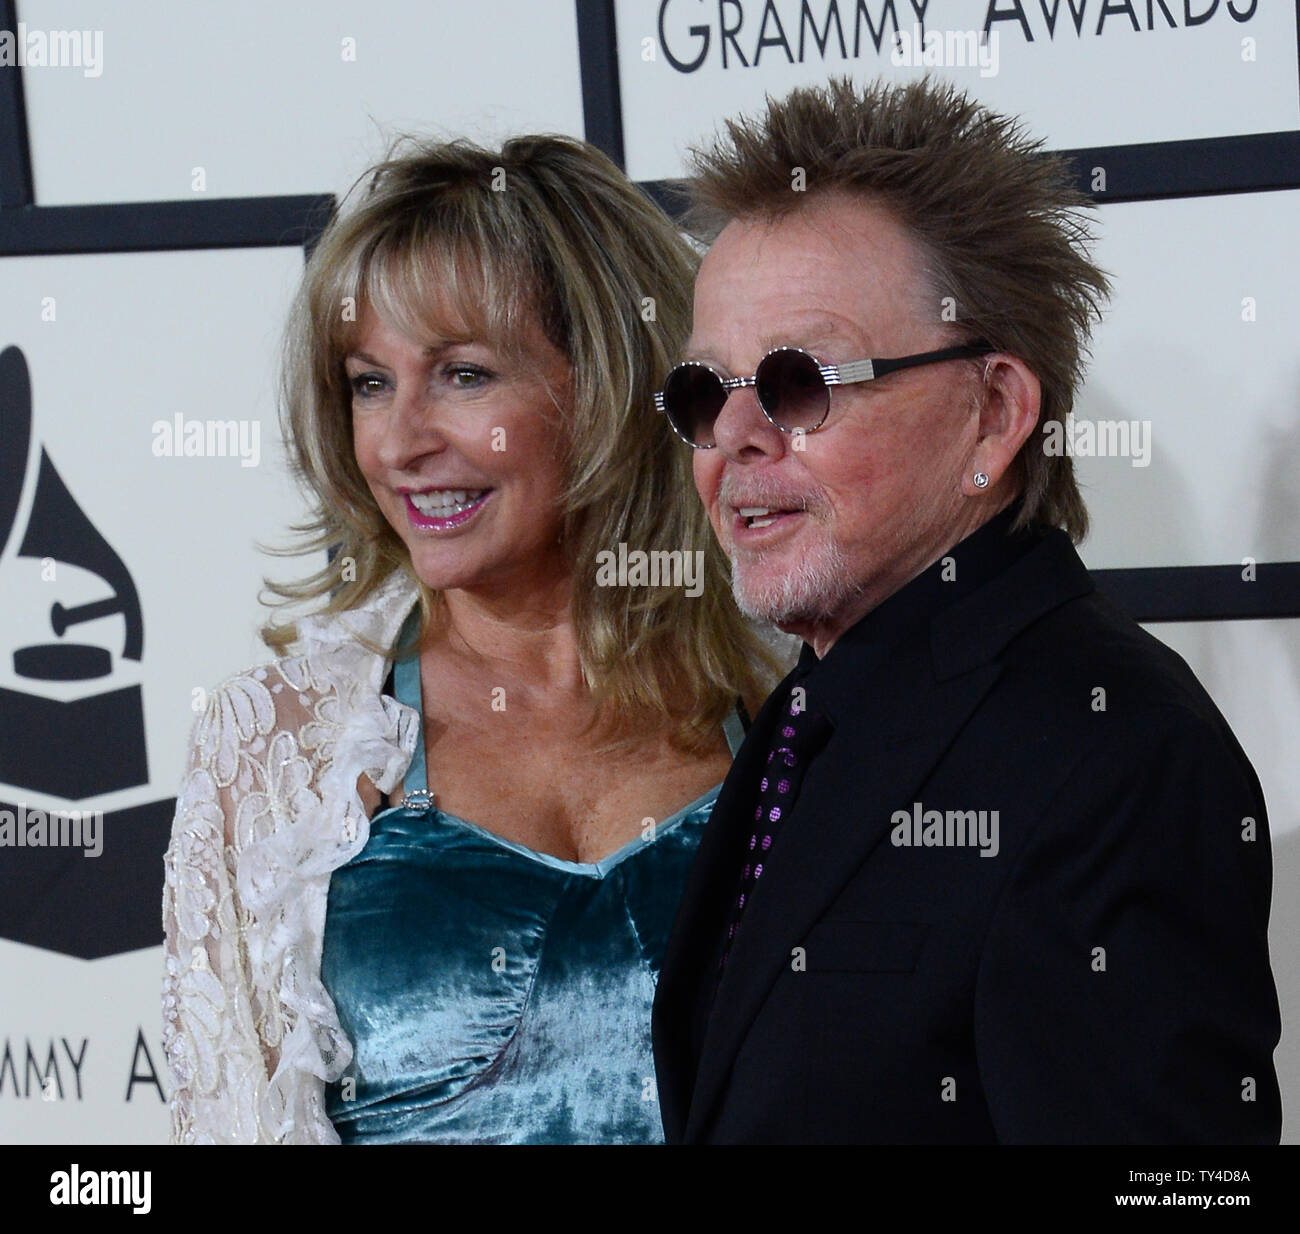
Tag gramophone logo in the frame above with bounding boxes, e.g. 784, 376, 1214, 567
0, 345, 175, 959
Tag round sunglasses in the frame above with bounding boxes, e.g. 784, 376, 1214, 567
653, 341, 995, 448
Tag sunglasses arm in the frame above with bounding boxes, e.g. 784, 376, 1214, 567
830, 343, 995, 387
822, 359, 876, 385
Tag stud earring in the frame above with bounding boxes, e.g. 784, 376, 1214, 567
973, 472, 990, 489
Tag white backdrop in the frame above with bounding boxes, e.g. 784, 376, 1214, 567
620, 0, 1299, 179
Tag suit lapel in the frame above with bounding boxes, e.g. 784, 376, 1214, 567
654, 671, 796, 1139
682, 646, 1001, 1141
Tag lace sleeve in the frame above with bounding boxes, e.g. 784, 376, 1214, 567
161, 623, 420, 1145
161, 675, 283, 1144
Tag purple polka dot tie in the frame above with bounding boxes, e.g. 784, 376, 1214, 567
717, 681, 830, 978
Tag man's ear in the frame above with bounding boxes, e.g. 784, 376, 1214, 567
961, 354, 1041, 497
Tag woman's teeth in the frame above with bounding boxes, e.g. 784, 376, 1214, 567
409, 489, 488, 516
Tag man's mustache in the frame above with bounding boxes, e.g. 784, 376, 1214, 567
717, 474, 822, 514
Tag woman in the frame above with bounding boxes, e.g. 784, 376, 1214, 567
160, 132, 786, 1144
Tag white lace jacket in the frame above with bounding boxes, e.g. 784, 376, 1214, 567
161, 569, 423, 1144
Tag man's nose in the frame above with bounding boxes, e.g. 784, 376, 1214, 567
711, 381, 787, 461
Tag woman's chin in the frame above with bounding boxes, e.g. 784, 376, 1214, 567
403, 547, 534, 598
406, 558, 483, 595
395, 523, 568, 599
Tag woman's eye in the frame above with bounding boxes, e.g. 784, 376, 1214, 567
349, 373, 387, 398
446, 364, 490, 388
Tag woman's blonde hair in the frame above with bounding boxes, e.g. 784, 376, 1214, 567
262, 131, 782, 750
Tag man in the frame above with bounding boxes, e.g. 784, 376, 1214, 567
650, 77, 1281, 1143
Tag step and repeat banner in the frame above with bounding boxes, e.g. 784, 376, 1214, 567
1, 0, 1297, 1143
622, 0, 1297, 175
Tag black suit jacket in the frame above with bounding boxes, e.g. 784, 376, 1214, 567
652, 524, 1282, 1143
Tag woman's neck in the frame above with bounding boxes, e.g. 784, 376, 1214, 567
431, 575, 584, 696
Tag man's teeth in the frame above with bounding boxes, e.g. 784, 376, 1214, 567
739, 506, 780, 529
410, 489, 487, 515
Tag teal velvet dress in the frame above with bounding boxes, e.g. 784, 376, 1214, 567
320, 620, 744, 1144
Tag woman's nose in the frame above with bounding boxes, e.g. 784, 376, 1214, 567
374, 386, 446, 469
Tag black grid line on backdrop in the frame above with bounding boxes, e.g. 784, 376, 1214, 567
0, 194, 334, 255
0, 0, 31, 207
639, 129, 1300, 219
0, 0, 1297, 625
